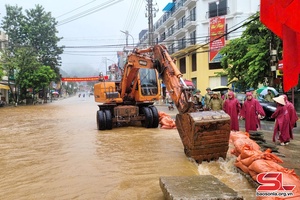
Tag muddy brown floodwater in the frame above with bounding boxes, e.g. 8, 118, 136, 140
0, 96, 255, 200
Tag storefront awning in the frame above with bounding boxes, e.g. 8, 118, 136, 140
162, 3, 175, 12
0, 84, 10, 90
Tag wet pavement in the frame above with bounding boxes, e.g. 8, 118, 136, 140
0, 96, 298, 200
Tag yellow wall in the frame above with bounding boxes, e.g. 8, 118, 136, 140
181, 46, 224, 94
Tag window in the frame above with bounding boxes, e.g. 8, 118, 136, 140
190, 31, 196, 45
161, 32, 166, 41
139, 68, 158, 96
191, 77, 197, 89
190, 7, 196, 21
168, 43, 175, 54
209, 62, 223, 70
178, 37, 186, 50
191, 54, 197, 71
209, 0, 227, 18
168, 25, 174, 36
178, 16, 186, 29
179, 57, 186, 74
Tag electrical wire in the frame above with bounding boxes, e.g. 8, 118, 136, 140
57, 0, 124, 26
56, 0, 97, 19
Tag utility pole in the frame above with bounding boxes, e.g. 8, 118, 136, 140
146, 0, 158, 46
148, 0, 153, 46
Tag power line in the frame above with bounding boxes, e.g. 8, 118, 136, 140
56, 0, 97, 19
57, 0, 124, 26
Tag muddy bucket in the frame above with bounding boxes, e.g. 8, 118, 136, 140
175, 110, 231, 163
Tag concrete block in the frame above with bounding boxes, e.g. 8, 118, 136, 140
159, 175, 243, 200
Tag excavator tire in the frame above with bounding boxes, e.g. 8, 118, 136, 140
175, 110, 231, 163
104, 110, 113, 130
97, 110, 106, 130
149, 106, 159, 128
141, 107, 153, 128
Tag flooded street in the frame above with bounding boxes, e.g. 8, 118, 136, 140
0, 96, 255, 200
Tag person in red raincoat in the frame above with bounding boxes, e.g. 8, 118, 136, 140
271, 96, 292, 146
282, 94, 298, 129
240, 92, 265, 132
223, 91, 241, 131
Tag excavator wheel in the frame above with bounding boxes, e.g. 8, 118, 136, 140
97, 110, 106, 130
149, 106, 159, 128
141, 107, 153, 128
104, 110, 113, 130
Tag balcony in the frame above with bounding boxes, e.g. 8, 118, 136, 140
184, 0, 197, 9
172, 1, 187, 19
184, 14, 197, 30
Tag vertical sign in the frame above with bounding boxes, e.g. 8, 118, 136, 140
209, 16, 226, 63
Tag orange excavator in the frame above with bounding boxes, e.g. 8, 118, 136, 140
94, 44, 231, 163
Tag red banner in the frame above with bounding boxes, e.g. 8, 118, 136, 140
209, 16, 226, 63
61, 76, 99, 82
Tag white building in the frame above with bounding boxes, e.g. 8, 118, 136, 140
139, 0, 260, 92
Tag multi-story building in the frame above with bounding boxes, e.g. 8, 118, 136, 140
0, 31, 9, 104
139, 0, 260, 93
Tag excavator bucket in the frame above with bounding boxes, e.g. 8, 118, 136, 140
175, 110, 231, 163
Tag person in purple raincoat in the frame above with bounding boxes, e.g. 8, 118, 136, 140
240, 92, 265, 132
271, 96, 292, 146
282, 94, 298, 129
223, 91, 241, 131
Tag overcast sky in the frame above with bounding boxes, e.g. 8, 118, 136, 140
0, 0, 170, 76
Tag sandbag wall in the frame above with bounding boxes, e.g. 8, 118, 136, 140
230, 131, 300, 200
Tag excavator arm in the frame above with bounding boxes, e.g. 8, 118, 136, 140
117, 44, 231, 163
134, 44, 196, 114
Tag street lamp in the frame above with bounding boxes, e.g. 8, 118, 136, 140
102, 57, 115, 75
120, 30, 134, 48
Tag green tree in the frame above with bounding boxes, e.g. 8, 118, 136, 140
219, 12, 282, 91
25, 5, 63, 77
0, 56, 4, 79
32, 65, 56, 91
1, 4, 63, 78
2, 47, 40, 102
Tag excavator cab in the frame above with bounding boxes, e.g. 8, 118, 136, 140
138, 68, 160, 99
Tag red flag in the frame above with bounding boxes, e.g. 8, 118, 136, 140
260, 0, 300, 91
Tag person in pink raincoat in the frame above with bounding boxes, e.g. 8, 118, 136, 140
271, 96, 292, 146
223, 91, 241, 131
282, 94, 298, 129
240, 92, 265, 132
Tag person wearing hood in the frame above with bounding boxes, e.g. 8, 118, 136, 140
271, 96, 292, 146
240, 92, 265, 132
223, 91, 241, 131
282, 94, 298, 129
209, 92, 223, 111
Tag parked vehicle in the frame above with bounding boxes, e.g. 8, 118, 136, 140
236, 93, 276, 120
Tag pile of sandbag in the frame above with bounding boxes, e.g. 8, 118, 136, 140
230, 131, 300, 200
158, 111, 176, 129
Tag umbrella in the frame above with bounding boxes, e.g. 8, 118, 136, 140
182, 79, 195, 89
211, 86, 229, 91
256, 86, 279, 96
